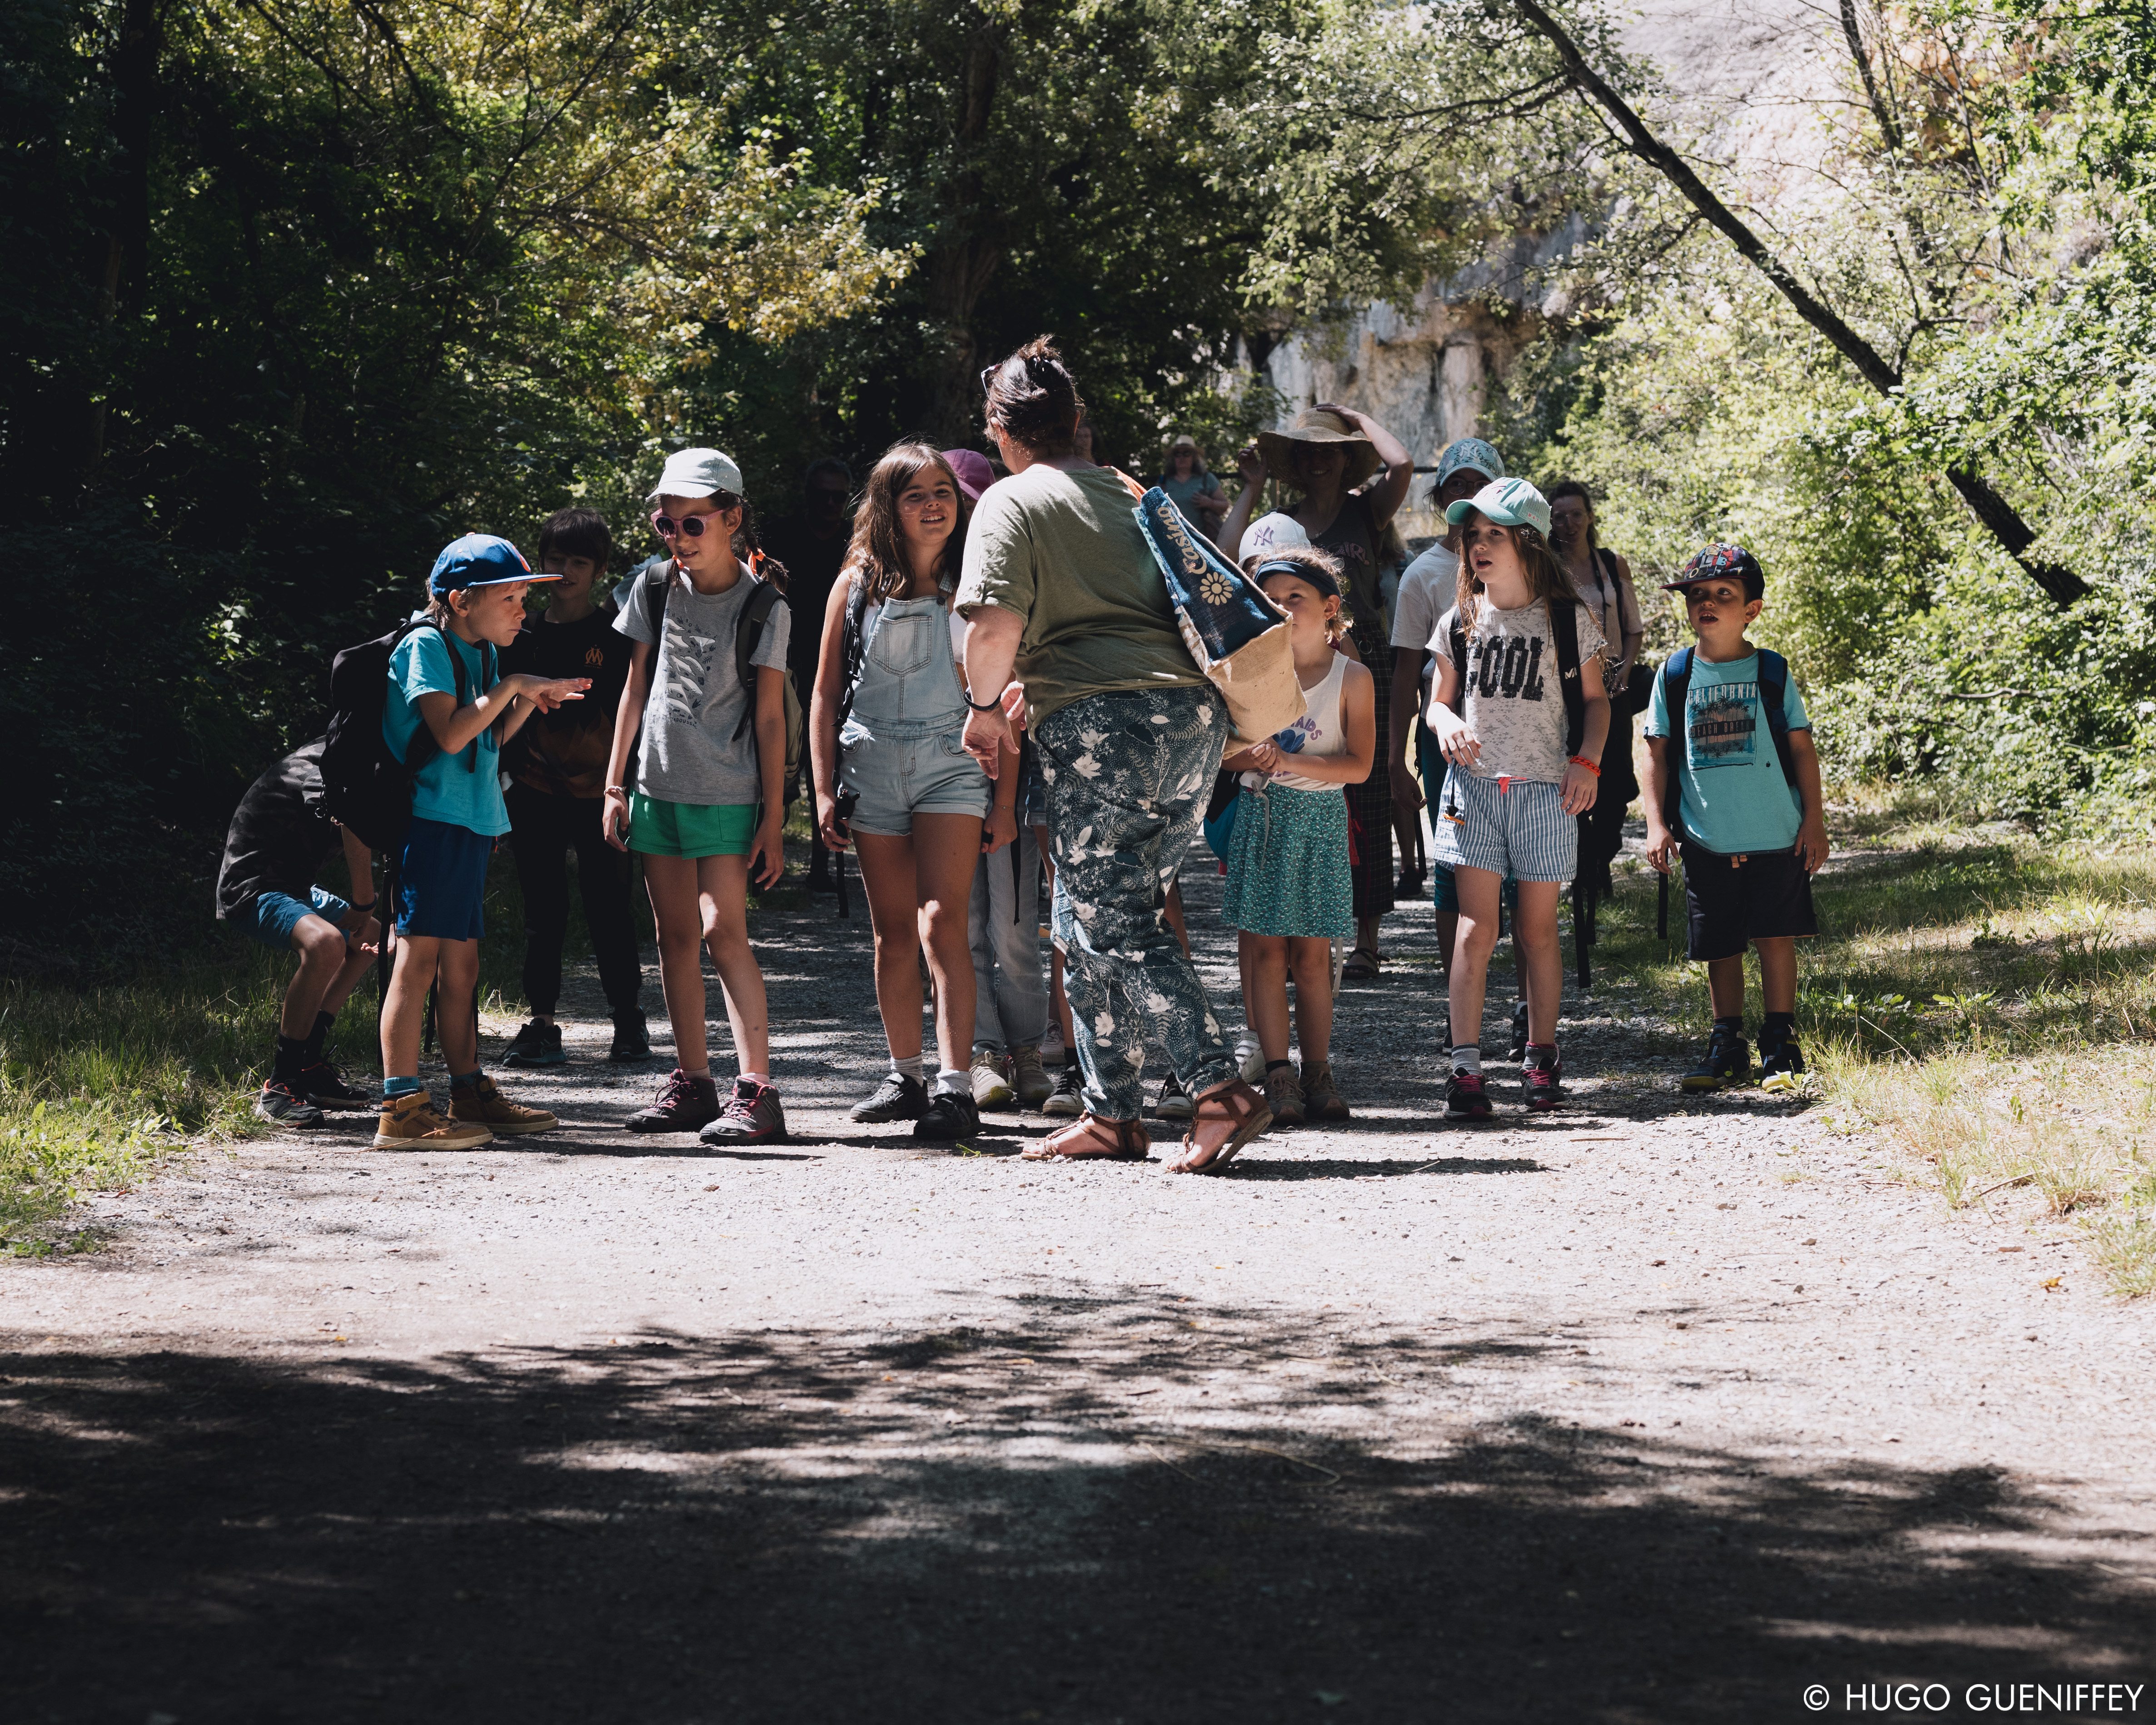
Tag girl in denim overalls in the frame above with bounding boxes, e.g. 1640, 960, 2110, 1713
808, 444, 1020, 1141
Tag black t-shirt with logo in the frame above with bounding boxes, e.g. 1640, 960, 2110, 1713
500, 598, 633, 798
215, 738, 340, 920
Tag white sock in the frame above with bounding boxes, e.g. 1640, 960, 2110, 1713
682, 1064, 713, 1082
1451, 1045, 1482, 1075
893, 1053, 926, 1082
738, 1071, 770, 1088
933, 1068, 969, 1097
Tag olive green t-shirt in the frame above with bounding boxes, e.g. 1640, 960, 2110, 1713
955, 464, 1205, 728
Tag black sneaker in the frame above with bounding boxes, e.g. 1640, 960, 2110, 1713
1444, 1071, 1494, 1122
851, 1071, 930, 1123
913, 1088, 981, 1141
1760, 1037, 1807, 1094
503, 1021, 565, 1068
700, 1078, 787, 1146
1682, 1026, 1752, 1092
256, 1081, 324, 1129
608, 1012, 652, 1062
625, 1068, 721, 1132
294, 1059, 370, 1109
1508, 1000, 1529, 1062
1524, 1046, 1563, 1112
1041, 1063, 1084, 1117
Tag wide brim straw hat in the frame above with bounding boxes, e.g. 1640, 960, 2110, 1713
1255, 408, 1382, 491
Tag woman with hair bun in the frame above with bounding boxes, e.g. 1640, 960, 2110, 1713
955, 336, 1272, 1172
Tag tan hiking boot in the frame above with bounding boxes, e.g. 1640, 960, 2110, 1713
449, 1074, 557, 1136
1262, 1064, 1306, 1127
1009, 1044, 1053, 1110
374, 1090, 493, 1151
1301, 1059, 1351, 1121
970, 1045, 1015, 1109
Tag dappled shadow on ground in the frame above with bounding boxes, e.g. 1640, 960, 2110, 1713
4, 1294, 2145, 1724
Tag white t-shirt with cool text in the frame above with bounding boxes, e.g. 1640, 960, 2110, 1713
1427, 598, 1605, 785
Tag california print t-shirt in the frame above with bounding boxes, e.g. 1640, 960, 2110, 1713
1427, 598, 1604, 785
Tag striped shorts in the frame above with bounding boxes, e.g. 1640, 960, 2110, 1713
1431, 772, 1577, 883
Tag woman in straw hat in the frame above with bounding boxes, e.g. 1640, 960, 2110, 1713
1156, 434, 1229, 535
1216, 404, 1414, 978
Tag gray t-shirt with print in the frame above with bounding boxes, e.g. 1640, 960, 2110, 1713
614, 561, 791, 807
1428, 598, 1605, 785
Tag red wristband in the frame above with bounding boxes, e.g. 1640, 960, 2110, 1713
1568, 755, 1601, 777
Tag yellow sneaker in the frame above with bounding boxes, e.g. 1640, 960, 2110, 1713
449, 1074, 557, 1136
373, 1091, 493, 1151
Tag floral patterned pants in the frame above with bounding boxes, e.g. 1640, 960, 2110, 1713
1036, 686, 1235, 1121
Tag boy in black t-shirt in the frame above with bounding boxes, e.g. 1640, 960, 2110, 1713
215, 738, 380, 1125
499, 508, 650, 1065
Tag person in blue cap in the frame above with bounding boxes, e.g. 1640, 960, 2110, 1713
373, 534, 593, 1151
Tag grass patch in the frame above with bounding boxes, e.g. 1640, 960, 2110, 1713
1583, 808, 2156, 1297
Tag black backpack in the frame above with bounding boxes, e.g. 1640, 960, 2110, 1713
1657, 646, 1797, 843
321, 619, 496, 853
635, 555, 804, 808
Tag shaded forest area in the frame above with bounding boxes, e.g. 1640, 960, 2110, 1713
5, 0, 2154, 957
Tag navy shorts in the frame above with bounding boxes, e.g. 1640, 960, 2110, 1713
1681, 841, 1818, 961
235, 887, 352, 949
396, 817, 493, 940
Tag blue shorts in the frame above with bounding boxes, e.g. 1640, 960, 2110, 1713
396, 817, 493, 940
236, 887, 352, 949
841, 725, 991, 836
1432, 773, 1577, 883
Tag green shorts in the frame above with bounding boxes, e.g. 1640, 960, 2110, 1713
628, 794, 756, 859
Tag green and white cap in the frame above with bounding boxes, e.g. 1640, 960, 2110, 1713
1444, 477, 1551, 540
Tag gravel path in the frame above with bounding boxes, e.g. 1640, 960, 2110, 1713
4, 845, 2151, 1722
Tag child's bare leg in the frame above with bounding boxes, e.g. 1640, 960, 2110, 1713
1247, 935, 1292, 1062
434, 939, 481, 1074
1754, 937, 1797, 1015
1164, 879, 1192, 959
321, 928, 378, 1019
1706, 954, 1748, 1020
1034, 829, 1077, 1052
1513, 881, 1564, 1046
643, 854, 711, 1074
700, 854, 770, 1077
283, 915, 351, 1037
856, 832, 926, 1064
380, 932, 443, 1077
912, 813, 984, 1074
1447, 868, 1505, 1049
1287, 936, 1334, 1065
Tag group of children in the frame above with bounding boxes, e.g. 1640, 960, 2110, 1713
214, 429, 1829, 1152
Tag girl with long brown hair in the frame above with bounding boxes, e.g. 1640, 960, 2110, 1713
809, 442, 1016, 1141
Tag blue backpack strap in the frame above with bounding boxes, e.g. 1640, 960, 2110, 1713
1659, 647, 1693, 838
1756, 648, 1797, 787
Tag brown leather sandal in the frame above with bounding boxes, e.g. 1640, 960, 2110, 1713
1023, 1112, 1150, 1162
1170, 1078, 1273, 1173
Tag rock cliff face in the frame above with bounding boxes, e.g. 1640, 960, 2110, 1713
1249, 0, 1838, 529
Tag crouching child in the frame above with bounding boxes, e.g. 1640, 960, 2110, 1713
1641, 543, 1829, 1093
215, 739, 381, 1127
376, 535, 591, 1149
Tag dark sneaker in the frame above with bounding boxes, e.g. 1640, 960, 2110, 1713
625, 1067, 721, 1132
1760, 1038, 1807, 1094
701, 1078, 787, 1146
1508, 1000, 1529, 1062
1302, 1059, 1351, 1121
1524, 1046, 1564, 1112
913, 1088, 981, 1142
1152, 1072, 1195, 1121
851, 1071, 929, 1123
1263, 1066, 1306, 1127
1041, 1063, 1084, 1117
1683, 1027, 1752, 1092
257, 1081, 324, 1129
608, 1012, 652, 1062
1396, 865, 1425, 898
294, 1060, 370, 1109
503, 1020, 565, 1067
1444, 1070, 1494, 1122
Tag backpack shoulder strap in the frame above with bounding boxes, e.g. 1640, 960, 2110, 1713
1447, 618, 1467, 713
1658, 647, 1694, 838
731, 578, 783, 742
1547, 598, 1585, 758
1756, 648, 1797, 786
836, 578, 870, 735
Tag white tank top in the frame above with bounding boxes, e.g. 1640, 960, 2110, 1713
1243, 651, 1349, 795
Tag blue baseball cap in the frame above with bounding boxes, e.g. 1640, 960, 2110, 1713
428, 533, 551, 597
1665, 542, 1765, 600
1444, 477, 1552, 540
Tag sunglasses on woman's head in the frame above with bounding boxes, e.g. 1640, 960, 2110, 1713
650, 509, 723, 539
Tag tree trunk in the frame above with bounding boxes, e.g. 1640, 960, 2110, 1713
1509, 0, 2088, 607
85, 0, 162, 482
923, 13, 1007, 445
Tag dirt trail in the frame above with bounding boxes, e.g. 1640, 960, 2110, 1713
4, 847, 2151, 1723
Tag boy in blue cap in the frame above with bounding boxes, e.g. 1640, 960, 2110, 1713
374, 534, 593, 1150
1641, 543, 1829, 1093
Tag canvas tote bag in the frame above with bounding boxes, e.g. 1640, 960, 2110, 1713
1110, 471, 1306, 744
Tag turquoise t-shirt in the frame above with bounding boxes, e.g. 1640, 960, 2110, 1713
383, 624, 511, 838
1645, 649, 1810, 854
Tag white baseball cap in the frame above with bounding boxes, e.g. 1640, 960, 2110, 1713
1239, 512, 1310, 560
647, 446, 744, 503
